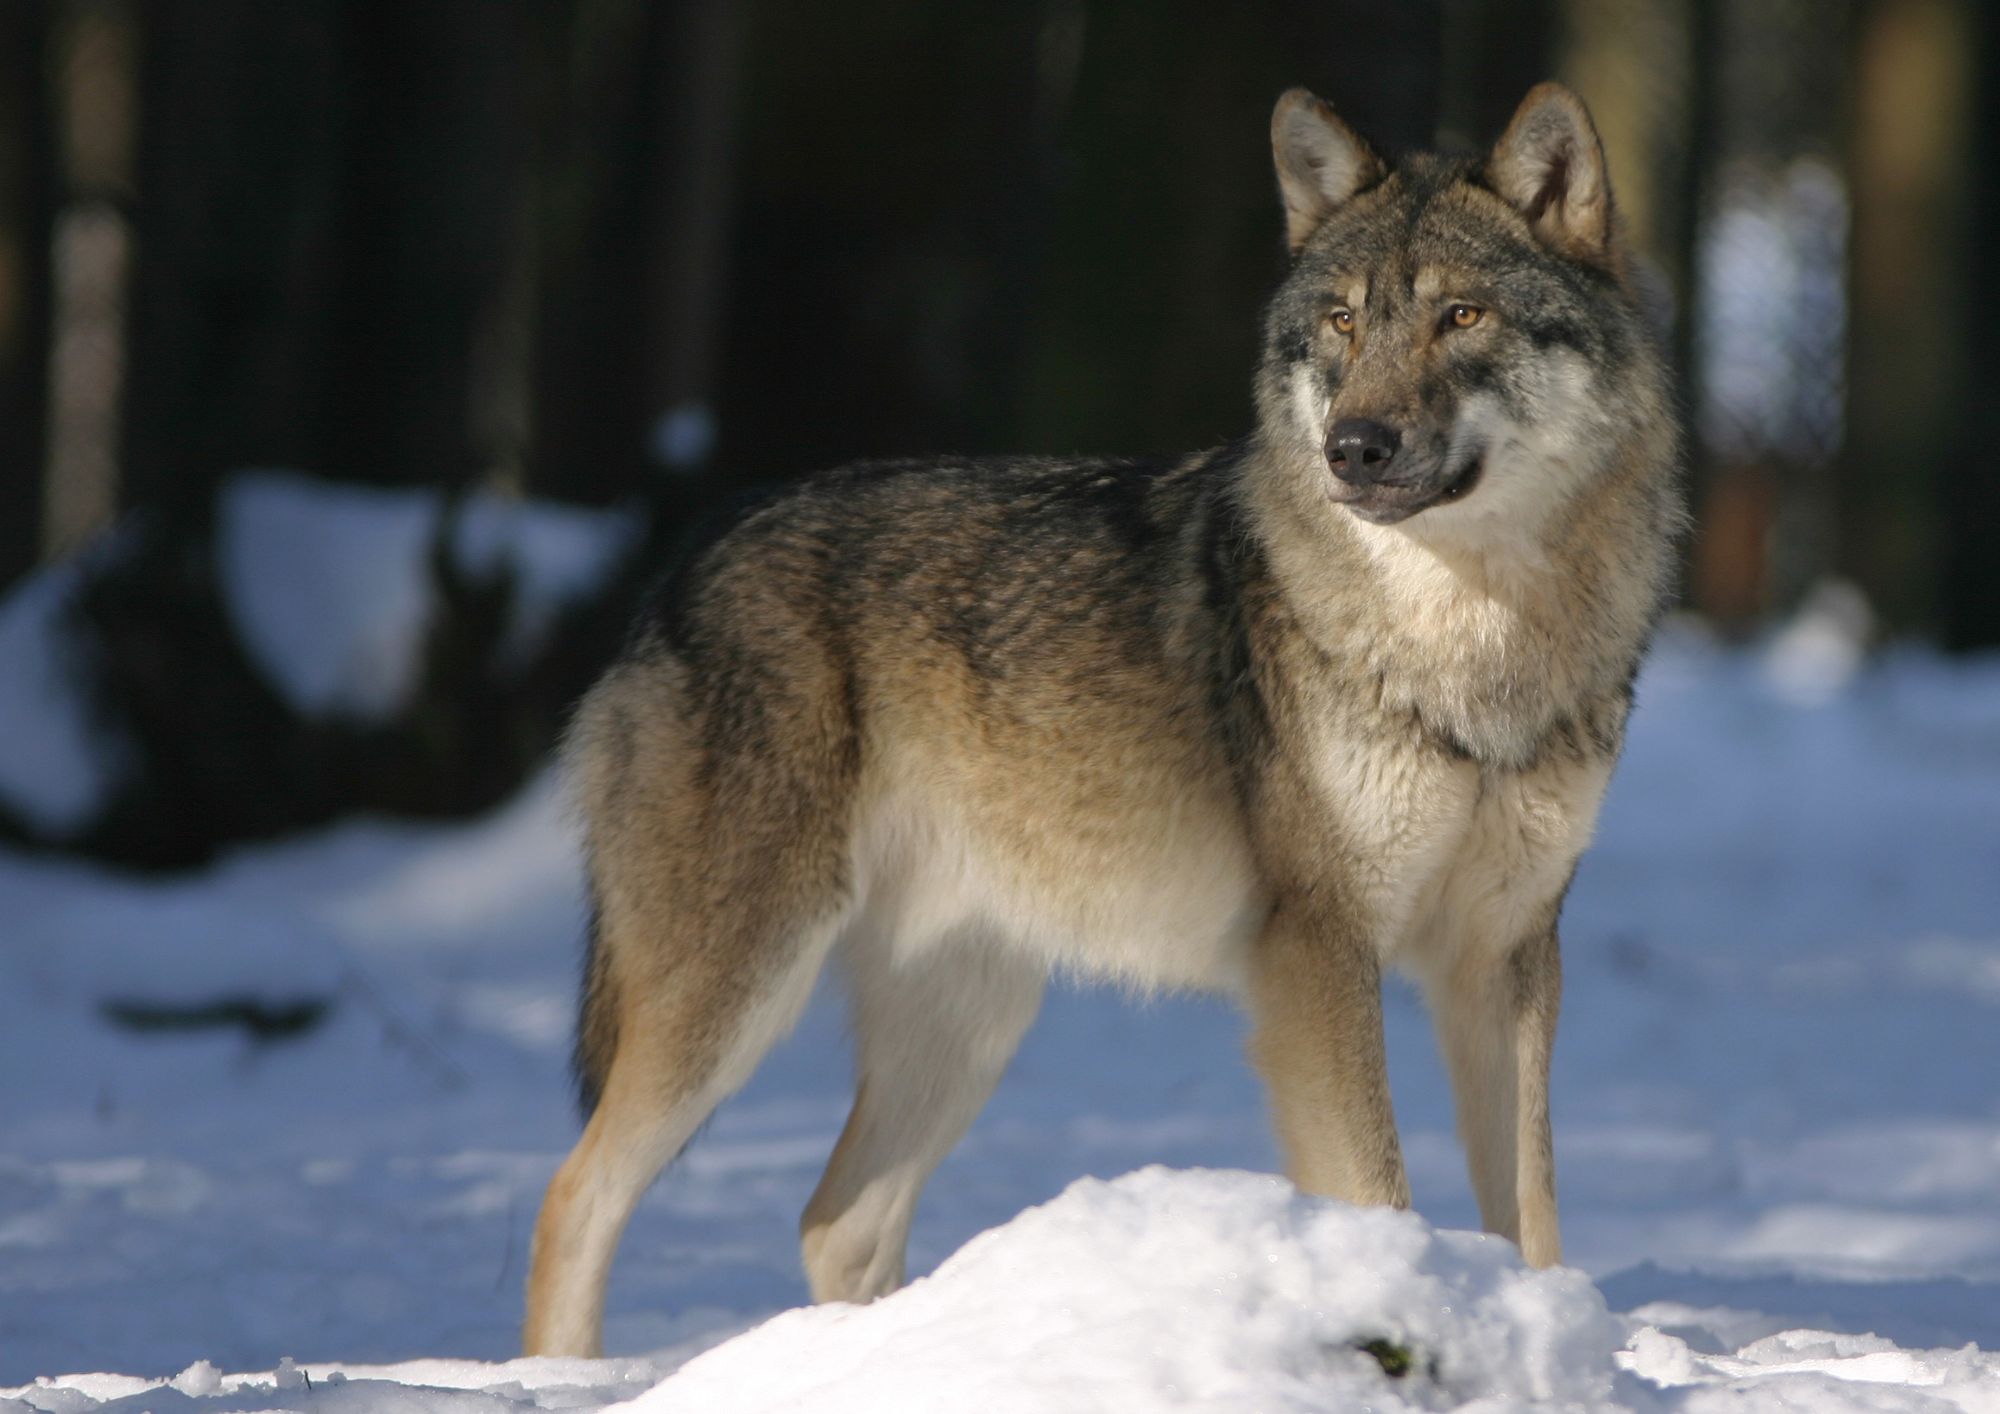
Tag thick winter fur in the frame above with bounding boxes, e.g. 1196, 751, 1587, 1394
522, 82, 1683, 1357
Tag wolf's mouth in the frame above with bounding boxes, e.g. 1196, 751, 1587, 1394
1436, 453, 1484, 504
1330, 451, 1485, 524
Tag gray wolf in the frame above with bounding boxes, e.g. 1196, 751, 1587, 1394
522, 81, 1682, 1356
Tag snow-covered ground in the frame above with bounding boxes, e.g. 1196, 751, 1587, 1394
2, 617, 1998, 1410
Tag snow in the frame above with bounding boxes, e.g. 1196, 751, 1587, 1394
632, 1167, 1631, 1413
1762, 579, 1874, 706
647, 404, 717, 471
1, 624, 1998, 1411
217, 471, 638, 720
0, 546, 130, 836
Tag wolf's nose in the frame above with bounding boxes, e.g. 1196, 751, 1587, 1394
1327, 418, 1402, 483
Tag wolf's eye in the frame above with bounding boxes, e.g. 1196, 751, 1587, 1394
1444, 303, 1484, 330
1327, 308, 1355, 337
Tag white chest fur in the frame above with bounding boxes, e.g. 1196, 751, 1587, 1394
1307, 712, 1611, 969
1414, 755, 1613, 964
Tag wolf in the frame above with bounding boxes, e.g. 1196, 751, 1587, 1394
521, 81, 1682, 1357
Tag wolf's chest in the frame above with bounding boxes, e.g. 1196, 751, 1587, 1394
1307, 723, 1612, 961
1330, 522, 1617, 771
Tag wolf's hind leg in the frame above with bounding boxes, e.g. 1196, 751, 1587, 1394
522, 908, 838, 1357
1427, 928, 1562, 1266
800, 931, 1043, 1303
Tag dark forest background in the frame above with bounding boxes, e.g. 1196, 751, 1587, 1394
0, 0, 1994, 866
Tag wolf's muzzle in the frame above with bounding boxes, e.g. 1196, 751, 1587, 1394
1325, 418, 1483, 524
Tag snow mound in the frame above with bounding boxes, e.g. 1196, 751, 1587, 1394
630, 1166, 1626, 1413
218, 470, 639, 721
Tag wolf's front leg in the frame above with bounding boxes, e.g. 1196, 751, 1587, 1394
1247, 899, 1411, 1209
1426, 927, 1563, 1266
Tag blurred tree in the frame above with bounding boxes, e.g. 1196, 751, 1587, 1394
711, 0, 1053, 476
642, 0, 745, 479
123, 0, 343, 516
1666, 0, 1719, 443
1842, 0, 1970, 631
522, 0, 748, 506
1552, 0, 1714, 412
0, 2, 55, 589
1441, 0, 1556, 150
1940, 0, 1997, 650
124, 0, 522, 512
519, 0, 654, 504
319, 0, 521, 489
43, 0, 135, 557
1673, 0, 1851, 627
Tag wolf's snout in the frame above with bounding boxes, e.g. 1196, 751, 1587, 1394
1327, 418, 1402, 484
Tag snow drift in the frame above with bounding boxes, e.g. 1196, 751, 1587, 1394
633, 1166, 1626, 1413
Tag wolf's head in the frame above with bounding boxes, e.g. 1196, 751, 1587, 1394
1254, 84, 1667, 540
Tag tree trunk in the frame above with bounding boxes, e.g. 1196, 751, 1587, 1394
1941, 0, 1997, 649
0, 2, 55, 585
1840, 0, 1972, 632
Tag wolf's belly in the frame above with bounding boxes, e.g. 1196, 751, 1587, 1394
847, 777, 1268, 994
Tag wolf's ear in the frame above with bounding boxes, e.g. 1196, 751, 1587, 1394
1272, 88, 1383, 253
1487, 83, 1614, 262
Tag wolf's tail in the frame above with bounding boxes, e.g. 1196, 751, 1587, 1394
571, 884, 619, 1119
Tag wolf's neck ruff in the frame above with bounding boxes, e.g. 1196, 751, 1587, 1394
1245, 428, 1675, 772
522, 81, 1683, 1361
